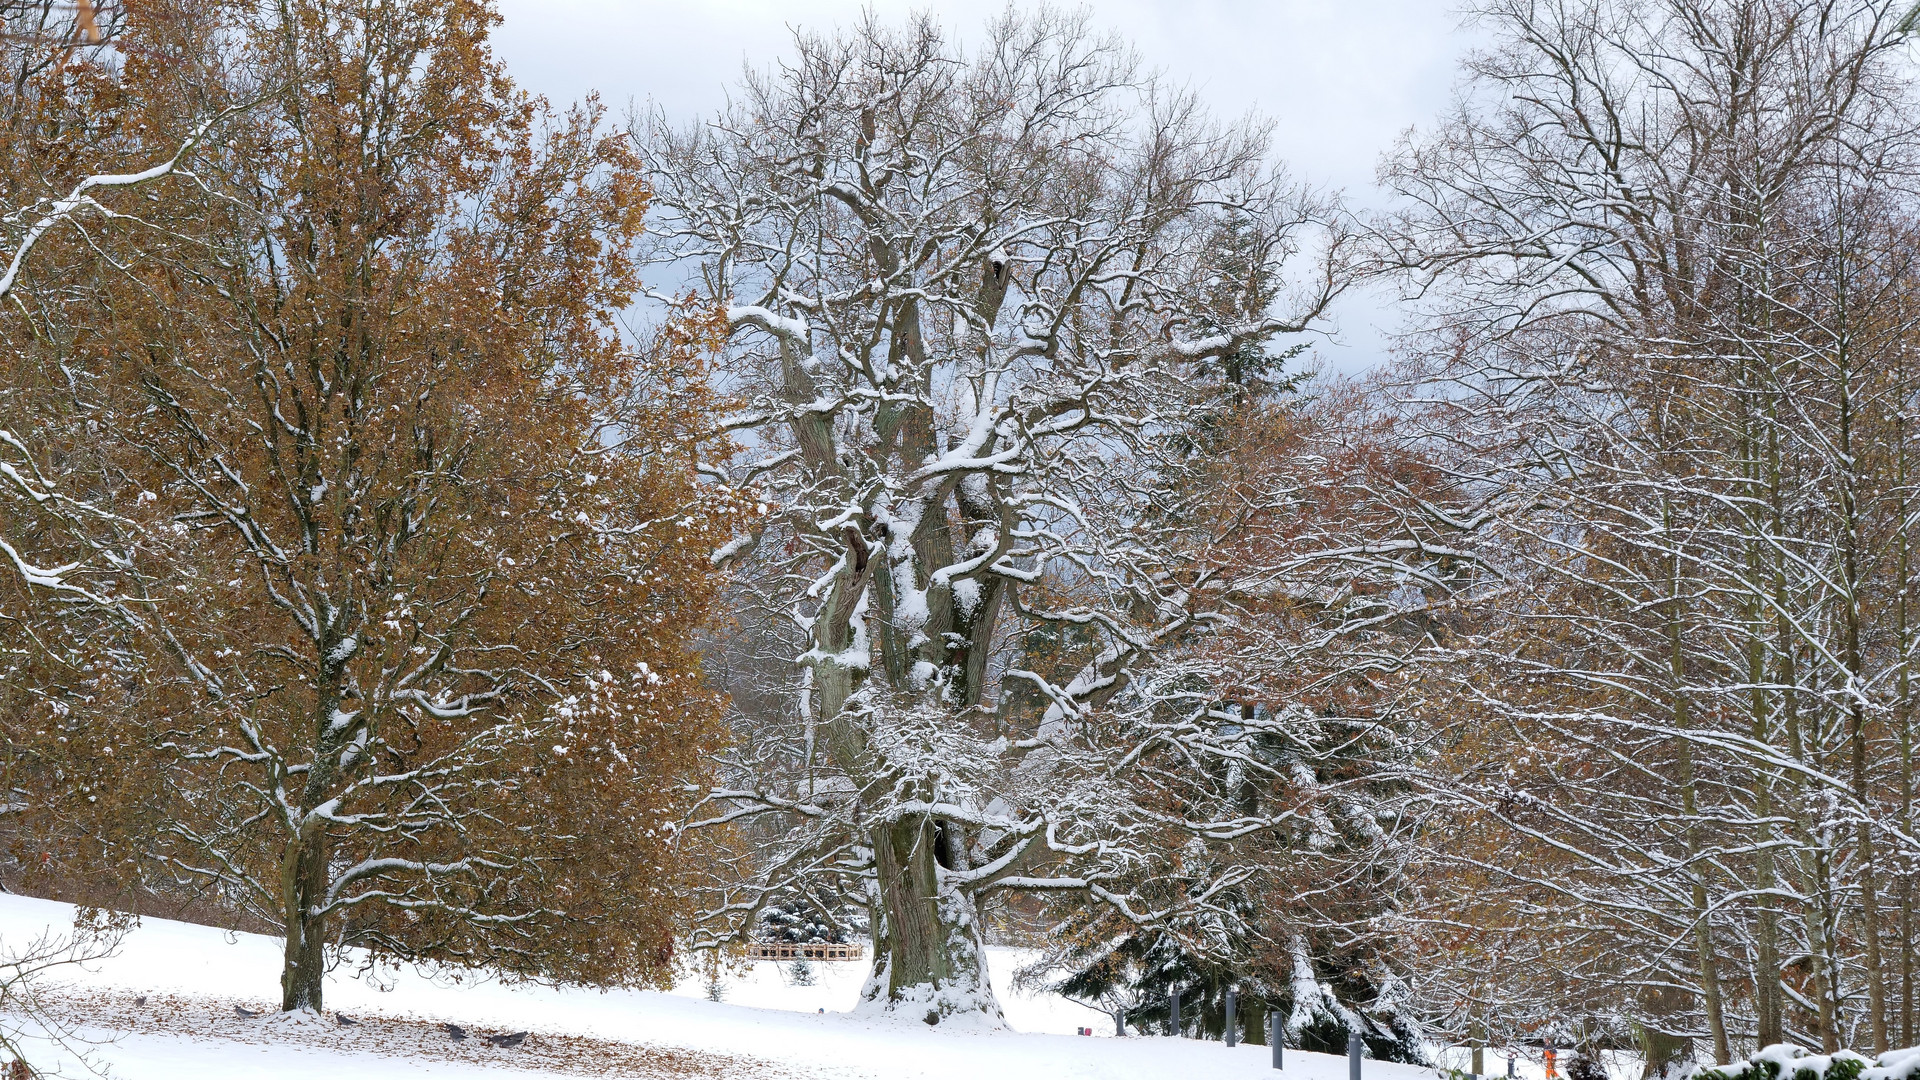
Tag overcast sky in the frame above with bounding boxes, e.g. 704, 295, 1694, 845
491, 1, 1478, 372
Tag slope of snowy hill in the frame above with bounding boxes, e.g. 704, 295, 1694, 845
0, 892, 1438, 1080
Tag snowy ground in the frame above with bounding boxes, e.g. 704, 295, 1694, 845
0, 892, 1442, 1080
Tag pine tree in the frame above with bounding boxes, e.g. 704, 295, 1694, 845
758, 895, 857, 946
1030, 388, 1457, 1063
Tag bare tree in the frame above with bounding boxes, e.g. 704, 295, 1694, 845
0, 910, 128, 1076
639, 8, 1358, 1022
1380, 0, 1920, 1058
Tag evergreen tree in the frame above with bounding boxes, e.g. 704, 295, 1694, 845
757, 893, 860, 945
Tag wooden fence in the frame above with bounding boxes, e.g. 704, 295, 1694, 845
746, 942, 863, 962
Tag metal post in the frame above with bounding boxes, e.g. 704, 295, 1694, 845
1271, 1012, 1284, 1070
1349, 1031, 1364, 1080
1169, 988, 1181, 1037
1508, 1053, 1517, 1079
1225, 988, 1238, 1048
1115, 1010, 1125, 1037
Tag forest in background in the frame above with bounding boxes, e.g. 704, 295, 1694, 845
3, 0, 1920, 1074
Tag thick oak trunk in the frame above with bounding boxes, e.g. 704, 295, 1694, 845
858, 815, 1000, 1026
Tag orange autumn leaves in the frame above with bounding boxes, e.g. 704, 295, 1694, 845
0, 0, 740, 994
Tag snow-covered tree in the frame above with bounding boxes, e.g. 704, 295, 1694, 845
759, 893, 859, 946
1, 0, 735, 1012
0, 1, 225, 613
1027, 386, 1465, 1058
1379, 0, 1920, 1058
639, 9, 1358, 1024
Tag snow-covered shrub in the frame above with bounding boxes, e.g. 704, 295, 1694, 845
1566, 1054, 1609, 1080
1692, 1045, 1920, 1080
1875, 1050, 1920, 1080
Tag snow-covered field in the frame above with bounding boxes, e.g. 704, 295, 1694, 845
0, 892, 1440, 1080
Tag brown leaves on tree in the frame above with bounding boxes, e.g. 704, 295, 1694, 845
0, 0, 736, 1006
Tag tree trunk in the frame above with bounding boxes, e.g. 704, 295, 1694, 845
1688, 884, 1729, 1065
280, 826, 328, 1012
808, 516, 1003, 1024
1751, 809, 1785, 1048
1748, 621, 1785, 1049
1741, 367, 1786, 1052
1901, 511, 1917, 1049
1838, 391, 1888, 1052
1807, 848, 1842, 1053
1898, 399, 1916, 1048
1758, 668, 1781, 1045
1668, 549, 1730, 1065
1903, 867, 1914, 1046
282, 674, 352, 1014
1247, 999, 1270, 1046
1636, 1021, 1692, 1080
1859, 826, 1888, 1052
860, 815, 1000, 1025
